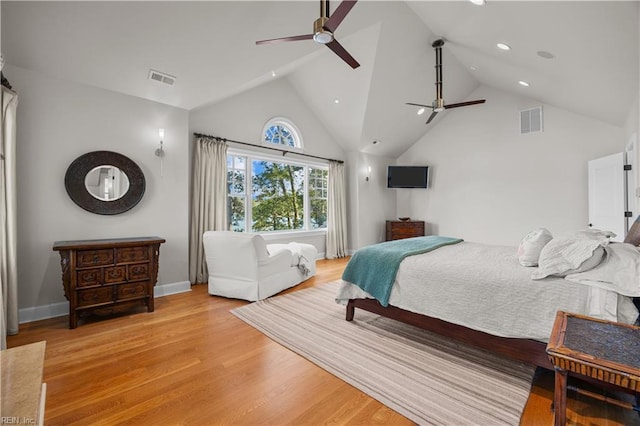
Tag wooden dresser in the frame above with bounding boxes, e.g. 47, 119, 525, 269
53, 236, 165, 329
385, 220, 425, 241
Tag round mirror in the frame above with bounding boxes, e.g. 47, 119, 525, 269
65, 151, 145, 215
84, 165, 130, 202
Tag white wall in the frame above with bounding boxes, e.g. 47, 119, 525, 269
189, 77, 346, 255
5, 65, 190, 320
347, 151, 397, 251
397, 85, 626, 246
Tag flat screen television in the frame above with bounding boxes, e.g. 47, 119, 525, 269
387, 166, 429, 188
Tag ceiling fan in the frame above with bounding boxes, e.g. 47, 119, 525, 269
407, 38, 486, 124
255, 0, 360, 69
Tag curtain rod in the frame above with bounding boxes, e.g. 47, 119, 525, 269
193, 132, 344, 164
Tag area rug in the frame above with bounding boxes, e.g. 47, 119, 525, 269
231, 281, 536, 425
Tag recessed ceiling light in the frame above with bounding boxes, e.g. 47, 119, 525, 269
469, 64, 479, 71
537, 51, 555, 59
518, 80, 530, 87
333, 98, 340, 104
469, 0, 486, 5
271, 70, 277, 77
417, 108, 426, 115
496, 43, 511, 51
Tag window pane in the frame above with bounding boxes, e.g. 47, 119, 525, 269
252, 160, 304, 231
233, 156, 246, 169
308, 167, 328, 229
264, 123, 297, 147
228, 196, 246, 232
310, 199, 327, 229
227, 170, 245, 195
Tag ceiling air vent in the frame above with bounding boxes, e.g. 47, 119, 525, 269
148, 69, 176, 87
520, 106, 543, 134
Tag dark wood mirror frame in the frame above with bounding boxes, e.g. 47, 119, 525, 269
64, 151, 145, 215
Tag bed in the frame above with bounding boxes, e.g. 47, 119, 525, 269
337, 218, 640, 370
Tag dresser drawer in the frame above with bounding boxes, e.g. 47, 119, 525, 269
116, 247, 149, 263
127, 263, 149, 281
77, 287, 113, 307
117, 282, 147, 300
76, 269, 102, 288
386, 220, 425, 241
104, 266, 127, 284
77, 249, 114, 267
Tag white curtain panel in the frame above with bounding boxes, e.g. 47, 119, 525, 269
188, 136, 228, 284
326, 160, 348, 258
1, 86, 18, 349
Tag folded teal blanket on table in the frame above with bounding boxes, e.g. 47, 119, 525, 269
341, 236, 463, 306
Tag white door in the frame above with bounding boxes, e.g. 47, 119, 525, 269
588, 152, 626, 242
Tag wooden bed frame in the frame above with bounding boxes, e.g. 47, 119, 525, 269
346, 217, 640, 370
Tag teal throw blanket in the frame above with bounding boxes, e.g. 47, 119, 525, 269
342, 236, 463, 307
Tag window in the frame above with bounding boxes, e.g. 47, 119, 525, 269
227, 152, 328, 233
262, 117, 303, 149
308, 167, 328, 229
227, 155, 247, 232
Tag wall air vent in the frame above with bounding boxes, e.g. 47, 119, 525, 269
520, 106, 543, 134
148, 69, 176, 87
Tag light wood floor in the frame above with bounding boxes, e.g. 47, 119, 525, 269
7, 258, 640, 425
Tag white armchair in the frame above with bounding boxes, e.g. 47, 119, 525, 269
202, 231, 317, 301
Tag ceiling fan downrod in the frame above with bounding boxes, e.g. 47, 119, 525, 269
433, 38, 445, 112
313, 0, 333, 44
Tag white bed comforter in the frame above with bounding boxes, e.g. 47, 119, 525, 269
336, 242, 639, 342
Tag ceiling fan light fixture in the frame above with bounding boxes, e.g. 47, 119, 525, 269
313, 31, 334, 44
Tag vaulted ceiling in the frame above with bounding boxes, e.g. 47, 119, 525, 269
2, 1, 638, 158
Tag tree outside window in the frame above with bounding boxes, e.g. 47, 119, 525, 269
252, 160, 304, 231
309, 167, 328, 229
226, 154, 327, 233
227, 155, 246, 232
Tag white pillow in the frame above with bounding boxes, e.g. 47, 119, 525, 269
565, 243, 640, 297
517, 228, 553, 266
532, 231, 611, 279
554, 246, 605, 277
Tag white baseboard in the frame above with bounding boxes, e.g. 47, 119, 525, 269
19, 301, 69, 324
18, 281, 192, 324
154, 280, 191, 297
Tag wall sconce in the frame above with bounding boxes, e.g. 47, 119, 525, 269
365, 166, 372, 182
156, 128, 165, 157
156, 128, 165, 177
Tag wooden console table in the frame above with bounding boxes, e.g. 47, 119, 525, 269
385, 220, 425, 241
546, 311, 640, 425
1, 341, 47, 425
53, 236, 165, 329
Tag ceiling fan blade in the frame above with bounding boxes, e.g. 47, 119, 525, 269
426, 111, 438, 124
406, 102, 433, 108
326, 39, 360, 69
444, 99, 486, 109
256, 34, 314, 45
324, 0, 358, 33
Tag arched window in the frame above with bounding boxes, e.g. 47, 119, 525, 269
262, 117, 303, 149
